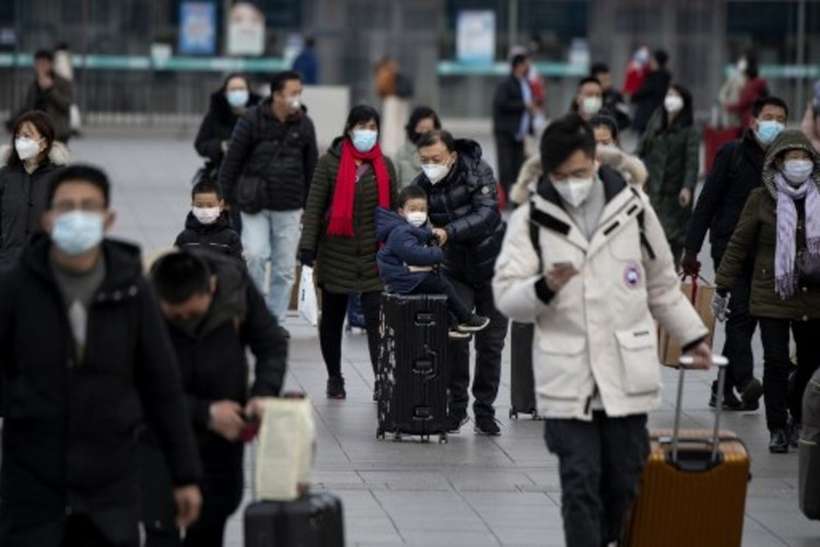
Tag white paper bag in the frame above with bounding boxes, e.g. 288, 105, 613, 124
298, 266, 318, 326
254, 397, 315, 501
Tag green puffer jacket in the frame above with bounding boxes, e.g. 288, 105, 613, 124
716, 129, 820, 320
638, 109, 700, 248
299, 138, 398, 294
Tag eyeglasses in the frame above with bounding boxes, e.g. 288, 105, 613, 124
52, 200, 107, 214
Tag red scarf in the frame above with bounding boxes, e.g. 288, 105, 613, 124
327, 139, 391, 237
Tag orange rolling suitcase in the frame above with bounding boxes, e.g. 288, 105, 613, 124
625, 357, 750, 547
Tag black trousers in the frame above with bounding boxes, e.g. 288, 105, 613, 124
544, 413, 650, 547
319, 288, 381, 378
63, 515, 138, 547
758, 317, 820, 430
448, 277, 508, 418
410, 272, 472, 323
712, 247, 758, 395
494, 132, 525, 197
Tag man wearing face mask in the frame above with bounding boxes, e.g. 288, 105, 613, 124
413, 130, 508, 436
571, 76, 604, 121
493, 53, 535, 200
219, 70, 318, 336
683, 96, 789, 410
0, 165, 203, 546
493, 114, 711, 547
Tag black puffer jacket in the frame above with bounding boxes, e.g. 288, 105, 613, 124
194, 89, 262, 167
174, 211, 243, 259
218, 98, 318, 212
0, 235, 201, 546
414, 139, 505, 286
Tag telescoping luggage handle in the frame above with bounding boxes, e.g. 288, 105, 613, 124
671, 354, 729, 465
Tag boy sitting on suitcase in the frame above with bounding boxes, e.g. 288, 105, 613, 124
175, 179, 243, 259
376, 185, 490, 339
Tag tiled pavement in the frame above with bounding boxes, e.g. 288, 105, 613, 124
70, 130, 820, 546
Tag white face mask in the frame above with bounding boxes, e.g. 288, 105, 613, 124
192, 206, 221, 225
287, 95, 302, 110
664, 94, 684, 114
405, 211, 427, 228
783, 159, 814, 185
421, 162, 451, 184
15, 137, 41, 161
581, 96, 602, 117
553, 176, 595, 208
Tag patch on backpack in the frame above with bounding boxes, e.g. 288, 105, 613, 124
623, 261, 641, 288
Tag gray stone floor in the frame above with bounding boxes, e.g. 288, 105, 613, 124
69, 130, 820, 546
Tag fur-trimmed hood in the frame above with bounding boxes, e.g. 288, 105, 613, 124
762, 129, 820, 199
0, 141, 71, 168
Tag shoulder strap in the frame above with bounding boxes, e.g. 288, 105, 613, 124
528, 202, 544, 272
630, 188, 656, 261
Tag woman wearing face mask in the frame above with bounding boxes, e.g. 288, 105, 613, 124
0, 110, 69, 270
570, 77, 604, 121
298, 105, 398, 399
716, 130, 820, 454
394, 106, 442, 188
638, 83, 699, 263
194, 73, 261, 172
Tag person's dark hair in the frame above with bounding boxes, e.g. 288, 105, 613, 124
653, 49, 669, 68
405, 106, 442, 143
151, 251, 212, 305
662, 83, 694, 129
539, 114, 596, 174
511, 53, 529, 71
752, 96, 788, 119
416, 129, 456, 152
191, 179, 223, 200
590, 114, 620, 143
745, 57, 760, 79
270, 70, 301, 94
398, 185, 428, 208
34, 49, 54, 62
221, 72, 251, 92
343, 104, 381, 136
590, 62, 609, 79
47, 164, 111, 208
7, 110, 56, 169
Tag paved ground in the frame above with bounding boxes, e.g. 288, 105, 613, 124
69, 130, 820, 546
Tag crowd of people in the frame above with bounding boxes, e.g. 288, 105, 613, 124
0, 40, 818, 547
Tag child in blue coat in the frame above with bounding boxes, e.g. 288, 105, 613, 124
376, 185, 489, 338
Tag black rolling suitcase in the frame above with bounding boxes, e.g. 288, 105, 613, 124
377, 293, 449, 443
244, 493, 345, 547
509, 322, 539, 419
800, 368, 820, 519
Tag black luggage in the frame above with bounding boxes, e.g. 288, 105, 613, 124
377, 293, 449, 443
244, 492, 345, 547
345, 293, 366, 331
800, 368, 820, 519
509, 322, 539, 419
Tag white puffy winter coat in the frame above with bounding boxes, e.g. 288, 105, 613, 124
493, 168, 707, 420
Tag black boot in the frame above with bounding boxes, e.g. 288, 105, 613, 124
769, 429, 789, 454
709, 380, 742, 410
739, 378, 763, 411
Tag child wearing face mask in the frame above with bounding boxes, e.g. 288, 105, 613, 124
174, 179, 243, 259
375, 185, 490, 339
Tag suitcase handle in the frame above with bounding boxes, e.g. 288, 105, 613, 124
413, 406, 433, 420
672, 354, 729, 464
412, 358, 435, 376
414, 312, 436, 326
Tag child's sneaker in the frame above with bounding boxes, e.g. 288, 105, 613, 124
457, 314, 491, 333
448, 329, 472, 340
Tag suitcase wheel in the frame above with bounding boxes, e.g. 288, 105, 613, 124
509, 409, 519, 420
531, 410, 542, 421
438, 434, 448, 444
393, 432, 403, 442
420, 434, 430, 443
376, 429, 385, 440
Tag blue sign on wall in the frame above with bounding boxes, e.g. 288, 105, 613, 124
179, 2, 216, 55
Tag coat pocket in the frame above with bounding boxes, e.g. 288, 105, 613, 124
535, 335, 586, 401
614, 327, 660, 396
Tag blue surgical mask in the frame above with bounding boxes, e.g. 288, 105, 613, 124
351, 129, 378, 152
226, 89, 249, 108
51, 211, 105, 256
755, 120, 785, 146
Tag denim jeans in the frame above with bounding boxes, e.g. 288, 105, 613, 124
241, 209, 302, 324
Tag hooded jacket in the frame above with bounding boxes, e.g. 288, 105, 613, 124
493, 167, 707, 420
0, 142, 70, 270
174, 210, 243, 259
194, 88, 262, 167
375, 207, 443, 294
716, 130, 820, 320
9, 75, 74, 142
0, 235, 201, 545
414, 139, 505, 286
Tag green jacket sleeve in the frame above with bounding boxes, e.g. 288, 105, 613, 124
299, 154, 332, 253
715, 190, 762, 290
683, 126, 701, 191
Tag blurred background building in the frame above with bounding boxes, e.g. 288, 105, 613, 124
0, 0, 818, 125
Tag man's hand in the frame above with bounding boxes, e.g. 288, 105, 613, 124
244, 397, 266, 420
299, 249, 316, 268
680, 250, 701, 276
678, 188, 692, 208
545, 263, 579, 293
712, 291, 731, 322
208, 400, 245, 441
682, 341, 713, 370
432, 228, 448, 247
173, 485, 202, 529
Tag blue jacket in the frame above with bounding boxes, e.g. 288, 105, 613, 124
376, 207, 443, 294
